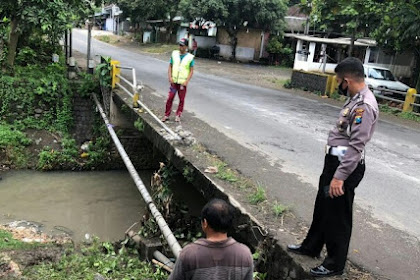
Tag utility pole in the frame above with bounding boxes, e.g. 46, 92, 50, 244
87, 19, 93, 74
322, 44, 327, 73
64, 30, 68, 64
69, 29, 72, 58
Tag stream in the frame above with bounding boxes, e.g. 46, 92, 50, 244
0, 170, 148, 243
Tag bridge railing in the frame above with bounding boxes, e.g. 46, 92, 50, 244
110, 60, 181, 140
371, 87, 419, 115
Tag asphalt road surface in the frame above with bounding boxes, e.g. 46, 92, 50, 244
73, 29, 420, 279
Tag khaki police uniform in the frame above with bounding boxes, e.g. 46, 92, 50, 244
300, 85, 379, 271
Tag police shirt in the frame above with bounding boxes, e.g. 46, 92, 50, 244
327, 85, 379, 181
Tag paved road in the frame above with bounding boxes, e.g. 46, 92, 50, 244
73, 29, 420, 279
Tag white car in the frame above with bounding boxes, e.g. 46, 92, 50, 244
364, 65, 409, 98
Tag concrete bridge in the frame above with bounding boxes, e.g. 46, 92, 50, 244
72, 28, 420, 280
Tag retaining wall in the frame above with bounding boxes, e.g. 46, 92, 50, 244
110, 90, 314, 279
291, 70, 337, 95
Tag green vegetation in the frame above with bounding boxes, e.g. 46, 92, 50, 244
0, 61, 73, 134
0, 229, 42, 251
0, 123, 31, 167
283, 79, 292, 89
140, 44, 178, 54
215, 162, 239, 182
379, 104, 401, 114
330, 91, 343, 101
75, 72, 101, 98
0, 0, 98, 68
266, 36, 294, 67
399, 112, 420, 122
96, 56, 113, 89
249, 185, 267, 205
134, 118, 145, 132
253, 271, 268, 280
181, 0, 287, 60
96, 35, 111, 43
272, 202, 288, 217
24, 238, 167, 280
379, 104, 420, 122
182, 165, 195, 183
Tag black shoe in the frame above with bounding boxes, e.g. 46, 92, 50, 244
310, 265, 343, 277
287, 244, 320, 258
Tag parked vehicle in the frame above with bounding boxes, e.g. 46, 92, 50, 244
364, 65, 409, 99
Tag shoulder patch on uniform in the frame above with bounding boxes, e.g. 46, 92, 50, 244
355, 108, 364, 114
342, 108, 350, 117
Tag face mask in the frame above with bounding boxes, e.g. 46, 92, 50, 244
338, 81, 348, 96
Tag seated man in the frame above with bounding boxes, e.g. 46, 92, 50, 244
169, 199, 253, 280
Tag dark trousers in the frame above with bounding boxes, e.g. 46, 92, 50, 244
301, 154, 365, 271
165, 83, 187, 117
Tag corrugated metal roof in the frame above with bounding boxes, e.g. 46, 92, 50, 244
285, 33, 377, 47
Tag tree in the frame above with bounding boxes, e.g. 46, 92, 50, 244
0, 0, 97, 67
116, 0, 181, 43
372, 0, 420, 90
181, 0, 288, 60
310, 0, 383, 56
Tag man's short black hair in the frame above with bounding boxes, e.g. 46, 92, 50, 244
335, 57, 364, 81
201, 199, 234, 233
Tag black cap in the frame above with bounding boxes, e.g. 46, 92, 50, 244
179, 38, 189, 46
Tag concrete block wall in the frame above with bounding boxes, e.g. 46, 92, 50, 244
291, 70, 330, 94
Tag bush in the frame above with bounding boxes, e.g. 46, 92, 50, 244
37, 138, 78, 171
0, 58, 73, 134
0, 123, 31, 167
266, 36, 294, 67
24, 238, 168, 279
283, 79, 292, 89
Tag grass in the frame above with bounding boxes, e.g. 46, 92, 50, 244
95, 35, 120, 44
379, 104, 420, 122
140, 44, 178, 54
0, 123, 31, 167
0, 229, 44, 250
272, 202, 288, 217
330, 91, 344, 101
23, 238, 168, 280
400, 111, 420, 122
215, 162, 239, 182
134, 118, 145, 132
379, 104, 401, 114
183, 165, 195, 183
249, 185, 267, 205
267, 78, 289, 88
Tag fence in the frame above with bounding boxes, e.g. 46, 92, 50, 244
372, 87, 420, 115
110, 60, 181, 140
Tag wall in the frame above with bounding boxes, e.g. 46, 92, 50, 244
195, 36, 217, 48
216, 27, 263, 61
291, 70, 335, 94
72, 91, 95, 145
143, 31, 152, 43
109, 93, 165, 170
105, 18, 114, 32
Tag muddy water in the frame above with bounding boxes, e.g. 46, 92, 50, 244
0, 170, 150, 243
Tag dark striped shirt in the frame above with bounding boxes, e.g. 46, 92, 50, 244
169, 237, 253, 280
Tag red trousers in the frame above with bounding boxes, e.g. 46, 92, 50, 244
165, 83, 187, 117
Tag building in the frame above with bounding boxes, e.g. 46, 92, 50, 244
287, 33, 414, 80
94, 4, 126, 35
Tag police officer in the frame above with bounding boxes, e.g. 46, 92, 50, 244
288, 57, 379, 277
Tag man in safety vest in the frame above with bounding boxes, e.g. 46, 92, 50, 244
162, 38, 195, 122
